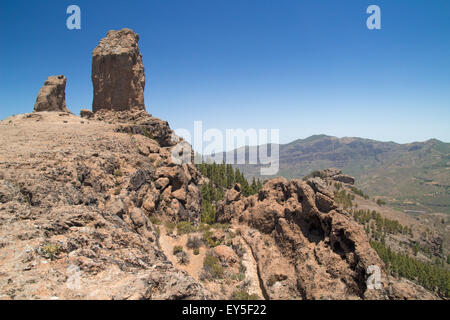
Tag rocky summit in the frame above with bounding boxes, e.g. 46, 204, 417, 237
92, 28, 146, 113
34, 75, 69, 113
0, 28, 441, 301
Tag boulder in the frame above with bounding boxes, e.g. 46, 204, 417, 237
105, 198, 128, 218
307, 177, 333, 198
322, 168, 342, 178
172, 188, 187, 204
213, 245, 240, 274
80, 109, 94, 119
129, 168, 153, 191
155, 177, 170, 190
332, 174, 355, 185
34, 75, 69, 112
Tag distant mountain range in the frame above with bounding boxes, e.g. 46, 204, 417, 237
220, 135, 450, 214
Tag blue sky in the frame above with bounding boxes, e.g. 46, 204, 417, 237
1, 0, 449, 146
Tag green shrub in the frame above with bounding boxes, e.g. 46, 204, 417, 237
203, 230, 221, 248
201, 199, 216, 225
149, 215, 161, 225
177, 221, 197, 234
164, 221, 176, 234
40, 243, 62, 260
173, 245, 183, 255
303, 170, 327, 181
231, 271, 246, 282
231, 290, 260, 300
113, 169, 123, 177
193, 248, 200, 255
349, 186, 370, 200
334, 189, 353, 209
198, 223, 211, 232
212, 223, 230, 231
202, 254, 224, 279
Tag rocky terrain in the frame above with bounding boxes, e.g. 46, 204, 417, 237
0, 28, 442, 300
0, 111, 211, 300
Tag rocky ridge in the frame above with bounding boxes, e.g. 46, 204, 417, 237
0, 112, 210, 299
0, 112, 440, 300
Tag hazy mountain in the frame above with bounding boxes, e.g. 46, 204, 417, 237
224, 135, 450, 214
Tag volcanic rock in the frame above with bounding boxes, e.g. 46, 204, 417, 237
34, 75, 69, 112
332, 174, 355, 185
80, 109, 94, 119
216, 176, 437, 300
0, 112, 211, 299
320, 168, 355, 185
92, 28, 145, 112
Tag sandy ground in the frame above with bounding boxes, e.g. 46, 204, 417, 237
158, 226, 207, 282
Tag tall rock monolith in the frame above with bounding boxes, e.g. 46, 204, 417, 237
34, 75, 69, 112
92, 28, 146, 113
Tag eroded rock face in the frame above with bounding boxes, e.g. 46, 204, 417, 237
34, 75, 69, 113
322, 168, 355, 185
216, 177, 438, 300
92, 108, 175, 147
216, 178, 381, 299
0, 112, 210, 300
92, 28, 145, 113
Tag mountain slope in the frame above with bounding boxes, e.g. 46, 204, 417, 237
229, 135, 450, 214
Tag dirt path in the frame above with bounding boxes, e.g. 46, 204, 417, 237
158, 226, 206, 282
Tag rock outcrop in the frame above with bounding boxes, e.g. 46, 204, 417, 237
92, 28, 146, 113
34, 75, 69, 113
80, 109, 94, 119
0, 112, 209, 300
92, 108, 176, 147
216, 177, 438, 300
323, 168, 355, 185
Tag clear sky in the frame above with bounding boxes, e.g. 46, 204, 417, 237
1, 0, 449, 146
